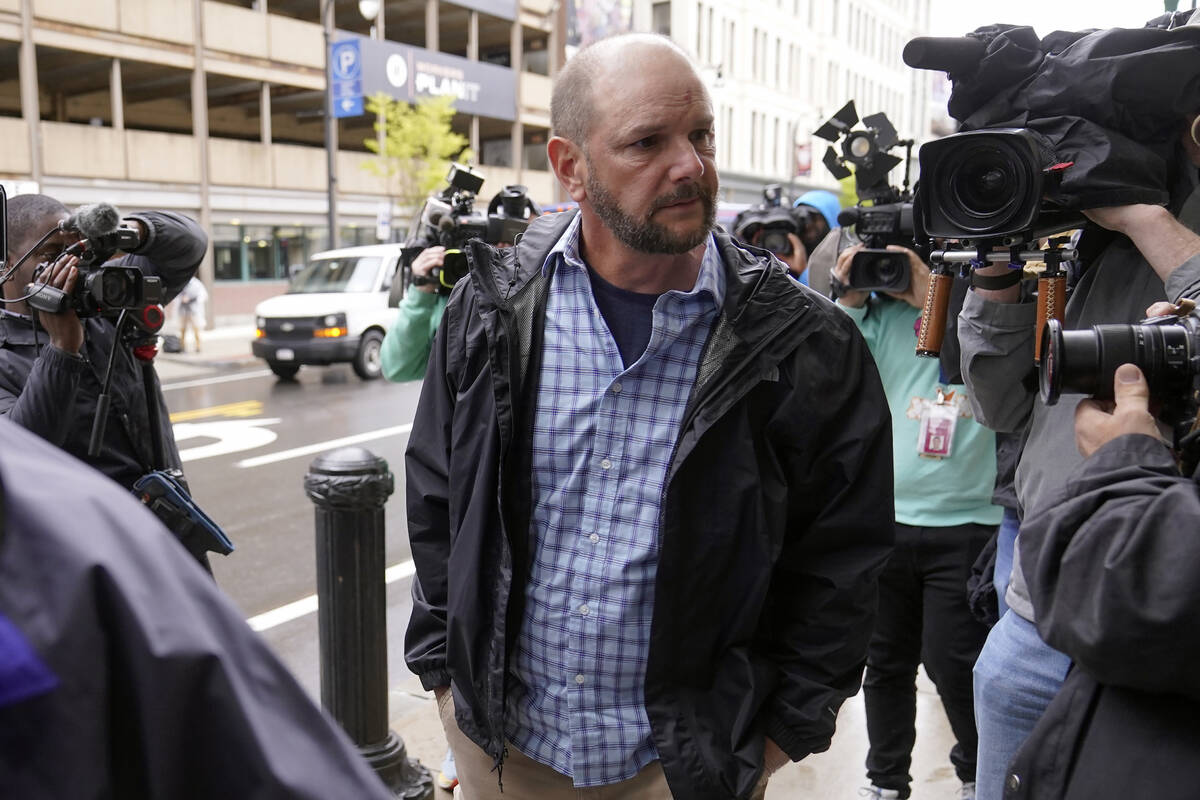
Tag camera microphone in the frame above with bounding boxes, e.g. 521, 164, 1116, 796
902, 36, 987, 77
63, 202, 122, 239
837, 208, 860, 228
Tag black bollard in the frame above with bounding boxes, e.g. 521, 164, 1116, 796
305, 446, 433, 800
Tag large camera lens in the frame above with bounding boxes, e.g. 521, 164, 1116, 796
848, 249, 911, 294
917, 129, 1045, 239
1040, 318, 1195, 407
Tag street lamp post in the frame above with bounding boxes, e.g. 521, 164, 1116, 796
323, 0, 339, 251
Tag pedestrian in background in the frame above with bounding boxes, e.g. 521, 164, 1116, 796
176, 275, 208, 354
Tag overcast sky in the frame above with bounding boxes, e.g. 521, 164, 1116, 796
926, 0, 1193, 37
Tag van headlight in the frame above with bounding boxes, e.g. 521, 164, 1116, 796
313, 312, 348, 338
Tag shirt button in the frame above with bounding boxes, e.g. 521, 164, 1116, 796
1006, 773, 1021, 792
589, 533, 600, 543
600, 458, 612, 470
579, 604, 590, 616
575, 674, 585, 685
611, 382, 622, 394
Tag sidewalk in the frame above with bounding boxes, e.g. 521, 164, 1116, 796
155, 323, 259, 381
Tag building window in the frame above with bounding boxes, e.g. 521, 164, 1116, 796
652, 2, 670, 35
213, 223, 332, 282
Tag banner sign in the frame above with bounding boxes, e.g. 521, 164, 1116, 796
332, 34, 517, 122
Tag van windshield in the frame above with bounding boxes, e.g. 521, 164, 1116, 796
288, 257, 382, 294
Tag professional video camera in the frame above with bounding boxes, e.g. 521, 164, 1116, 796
815, 101, 921, 294
900, 17, 1200, 362
732, 184, 828, 257
404, 163, 542, 296
17, 202, 165, 320
1040, 301, 1200, 471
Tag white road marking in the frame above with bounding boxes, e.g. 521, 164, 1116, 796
162, 369, 274, 391
247, 559, 417, 632
235, 423, 413, 468
176, 418, 283, 462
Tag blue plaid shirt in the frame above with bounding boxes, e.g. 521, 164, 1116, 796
505, 215, 725, 786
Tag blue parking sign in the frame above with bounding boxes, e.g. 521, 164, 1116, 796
330, 40, 363, 118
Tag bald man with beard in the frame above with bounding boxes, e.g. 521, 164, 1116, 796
404, 33, 895, 800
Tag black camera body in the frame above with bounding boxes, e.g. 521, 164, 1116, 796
28, 263, 164, 319
406, 164, 542, 296
732, 185, 828, 257
838, 202, 919, 293
916, 128, 1082, 242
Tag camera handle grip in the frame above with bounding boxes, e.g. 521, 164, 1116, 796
916, 270, 954, 358
1035, 273, 1067, 363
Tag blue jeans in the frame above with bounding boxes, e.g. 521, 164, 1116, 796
992, 509, 1020, 619
973, 610, 1071, 800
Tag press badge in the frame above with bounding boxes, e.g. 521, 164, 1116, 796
918, 387, 957, 459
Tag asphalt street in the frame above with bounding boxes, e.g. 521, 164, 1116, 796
157, 350, 963, 799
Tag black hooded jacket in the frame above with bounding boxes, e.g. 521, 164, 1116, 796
1006, 434, 1200, 799
404, 210, 894, 799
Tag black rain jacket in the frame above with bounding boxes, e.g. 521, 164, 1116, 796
0, 211, 205, 490
0, 417, 394, 799
404, 210, 894, 800
1006, 434, 1200, 799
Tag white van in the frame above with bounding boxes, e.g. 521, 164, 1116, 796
251, 244, 403, 380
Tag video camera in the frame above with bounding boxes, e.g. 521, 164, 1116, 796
1041, 301, 1200, 471
19, 202, 164, 321
732, 184, 829, 258
404, 163, 542, 296
814, 101, 921, 295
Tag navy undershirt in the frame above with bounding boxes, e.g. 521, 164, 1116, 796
586, 267, 659, 368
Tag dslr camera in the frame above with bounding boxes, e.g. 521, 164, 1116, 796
405, 164, 541, 296
814, 101, 922, 294
732, 184, 829, 257
1041, 304, 1200, 468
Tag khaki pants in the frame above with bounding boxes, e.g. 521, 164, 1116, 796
437, 690, 769, 799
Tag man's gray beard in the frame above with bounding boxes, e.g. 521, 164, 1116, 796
585, 173, 716, 255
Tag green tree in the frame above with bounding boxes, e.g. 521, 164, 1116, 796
362, 93, 473, 233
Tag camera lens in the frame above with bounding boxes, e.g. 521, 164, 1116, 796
1040, 318, 1195, 406
100, 268, 137, 307
758, 229, 792, 255
921, 130, 1043, 239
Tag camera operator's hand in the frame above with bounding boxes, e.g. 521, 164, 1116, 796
1075, 363, 1165, 458
33, 254, 84, 355
121, 218, 148, 253
781, 233, 808, 279
883, 246, 931, 311
833, 245, 870, 308
411, 246, 446, 294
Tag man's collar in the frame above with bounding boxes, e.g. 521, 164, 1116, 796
541, 213, 725, 307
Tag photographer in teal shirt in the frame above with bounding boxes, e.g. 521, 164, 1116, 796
834, 244, 1000, 800
380, 246, 449, 383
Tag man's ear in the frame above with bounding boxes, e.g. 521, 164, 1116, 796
548, 136, 587, 203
